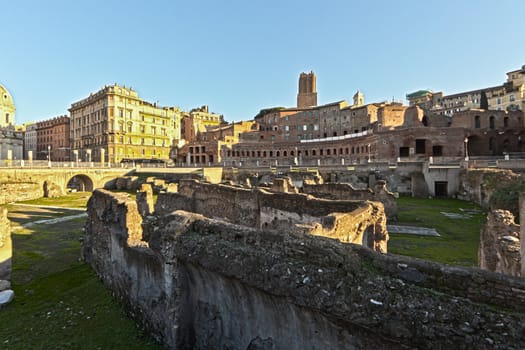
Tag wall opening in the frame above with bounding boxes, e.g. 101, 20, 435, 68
434, 181, 448, 197
362, 226, 375, 249
67, 174, 94, 192
399, 147, 409, 157
415, 139, 426, 154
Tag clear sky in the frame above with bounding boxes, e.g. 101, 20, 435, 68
2, 0, 525, 124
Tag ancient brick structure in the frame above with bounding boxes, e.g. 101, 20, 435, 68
479, 210, 521, 276
302, 180, 397, 220
155, 179, 388, 252
83, 189, 525, 349
297, 71, 317, 108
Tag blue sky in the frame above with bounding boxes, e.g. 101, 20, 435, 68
2, 0, 525, 124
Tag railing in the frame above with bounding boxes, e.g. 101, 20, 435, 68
0, 160, 165, 169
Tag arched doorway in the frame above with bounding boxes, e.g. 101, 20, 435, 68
66, 174, 94, 192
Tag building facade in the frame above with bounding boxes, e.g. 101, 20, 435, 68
180, 105, 224, 143
36, 115, 70, 161
69, 84, 182, 164
22, 122, 37, 160
0, 83, 23, 161
407, 64, 525, 116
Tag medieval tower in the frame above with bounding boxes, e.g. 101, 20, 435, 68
297, 71, 318, 108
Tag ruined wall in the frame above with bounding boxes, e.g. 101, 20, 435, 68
156, 179, 388, 252
458, 168, 522, 209
302, 180, 397, 219
84, 189, 525, 350
0, 182, 42, 204
479, 210, 521, 276
82, 191, 177, 345
0, 207, 11, 281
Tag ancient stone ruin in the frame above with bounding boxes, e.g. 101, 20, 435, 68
154, 179, 388, 252
0, 206, 14, 306
302, 180, 397, 220
83, 185, 525, 349
479, 210, 521, 276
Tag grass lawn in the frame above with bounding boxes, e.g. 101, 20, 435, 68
0, 195, 161, 350
11, 192, 92, 209
388, 196, 486, 267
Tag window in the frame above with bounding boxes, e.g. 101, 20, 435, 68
285, 125, 289, 131
504, 117, 509, 128
489, 116, 495, 129
475, 116, 480, 128
415, 139, 426, 154
432, 145, 443, 156
510, 95, 515, 102
399, 147, 409, 157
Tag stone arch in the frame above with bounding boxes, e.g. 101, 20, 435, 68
66, 174, 94, 192
362, 225, 376, 250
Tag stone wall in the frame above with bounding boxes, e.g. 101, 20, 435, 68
83, 189, 525, 349
155, 179, 388, 253
0, 182, 43, 205
458, 168, 522, 209
302, 180, 397, 220
479, 210, 521, 276
0, 207, 11, 282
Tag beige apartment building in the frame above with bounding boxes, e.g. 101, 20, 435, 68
69, 84, 181, 164
407, 64, 525, 116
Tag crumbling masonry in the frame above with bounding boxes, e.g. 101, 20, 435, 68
83, 184, 525, 349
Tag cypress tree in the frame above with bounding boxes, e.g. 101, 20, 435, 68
480, 91, 488, 110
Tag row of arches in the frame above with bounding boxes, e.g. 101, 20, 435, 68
225, 144, 374, 159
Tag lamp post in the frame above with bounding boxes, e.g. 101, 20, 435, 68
47, 145, 51, 167
464, 137, 469, 161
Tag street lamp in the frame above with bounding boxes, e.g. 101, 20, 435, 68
464, 137, 469, 161
47, 145, 51, 167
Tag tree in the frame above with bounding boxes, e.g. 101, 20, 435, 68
480, 91, 488, 110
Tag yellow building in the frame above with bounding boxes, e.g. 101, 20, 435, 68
489, 65, 525, 112
69, 84, 181, 164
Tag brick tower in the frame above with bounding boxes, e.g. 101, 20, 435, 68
297, 71, 317, 108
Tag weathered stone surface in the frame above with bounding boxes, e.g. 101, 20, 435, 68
115, 176, 140, 191
155, 179, 388, 253
302, 180, 397, 220
270, 177, 298, 193
0, 279, 11, 291
479, 210, 521, 276
43, 180, 64, 198
0, 207, 11, 282
84, 189, 525, 350
136, 184, 154, 216
459, 168, 522, 210
0, 182, 42, 204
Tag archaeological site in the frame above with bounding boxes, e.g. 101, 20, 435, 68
79, 168, 525, 350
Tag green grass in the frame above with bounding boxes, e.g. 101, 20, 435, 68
388, 196, 486, 266
0, 195, 161, 350
13, 192, 92, 208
